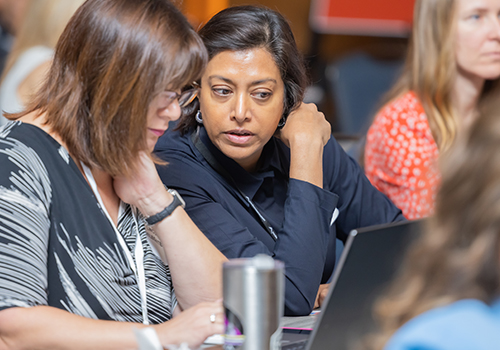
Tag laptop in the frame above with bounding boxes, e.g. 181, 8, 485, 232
281, 219, 423, 350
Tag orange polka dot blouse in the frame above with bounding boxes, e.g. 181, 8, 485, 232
364, 91, 440, 220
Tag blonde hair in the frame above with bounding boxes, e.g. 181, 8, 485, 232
370, 95, 500, 349
381, 0, 499, 151
13, 0, 207, 177
1, 0, 85, 82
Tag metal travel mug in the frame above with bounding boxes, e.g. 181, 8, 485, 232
223, 254, 285, 350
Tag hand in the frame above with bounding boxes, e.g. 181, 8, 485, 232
276, 102, 331, 149
314, 284, 330, 309
113, 152, 171, 217
155, 301, 225, 349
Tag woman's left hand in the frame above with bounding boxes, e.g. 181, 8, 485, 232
276, 102, 331, 149
113, 152, 172, 217
314, 284, 330, 309
275, 103, 331, 188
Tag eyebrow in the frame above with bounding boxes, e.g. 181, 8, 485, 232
208, 75, 278, 86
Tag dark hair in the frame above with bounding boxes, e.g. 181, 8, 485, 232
177, 5, 307, 134
13, 0, 207, 176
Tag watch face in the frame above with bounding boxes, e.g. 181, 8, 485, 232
169, 189, 186, 208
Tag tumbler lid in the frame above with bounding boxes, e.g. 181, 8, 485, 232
223, 254, 284, 270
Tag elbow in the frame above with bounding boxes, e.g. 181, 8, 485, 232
284, 299, 314, 316
0, 308, 24, 350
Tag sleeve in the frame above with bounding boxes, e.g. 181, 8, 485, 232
156, 154, 337, 316
0, 137, 51, 311
323, 135, 406, 242
364, 98, 440, 220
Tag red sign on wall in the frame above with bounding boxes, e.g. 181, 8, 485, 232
310, 0, 415, 37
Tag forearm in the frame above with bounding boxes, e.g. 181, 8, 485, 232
289, 137, 324, 188
153, 206, 226, 309
276, 183, 336, 314
0, 306, 144, 350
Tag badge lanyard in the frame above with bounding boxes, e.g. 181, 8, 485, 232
81, 163, 150, 325
191, 130, 278, 241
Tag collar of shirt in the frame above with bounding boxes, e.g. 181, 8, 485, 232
196, 126, 287, 201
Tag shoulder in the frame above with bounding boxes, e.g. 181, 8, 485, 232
0, 121, 64, 183
15, 46, 54, 67
385, 299, 500, 350
0, 122, 57, 215
155, 127, 220, 193
155, 124, 194, 158
370, 91, 427, 131
366, 91, 434, 150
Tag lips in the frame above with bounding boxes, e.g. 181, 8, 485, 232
224, 129, 254, 144
149, 128, 166, 137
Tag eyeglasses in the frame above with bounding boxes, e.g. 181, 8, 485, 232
163, 87, 199, 108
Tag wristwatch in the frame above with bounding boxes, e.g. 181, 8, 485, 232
145, 189, 186, 226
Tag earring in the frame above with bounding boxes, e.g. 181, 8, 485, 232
195, 110, 203, 124
277, 116, 286, 129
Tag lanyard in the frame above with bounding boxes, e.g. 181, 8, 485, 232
191, 130, 278, 241
81, 163, 150, 325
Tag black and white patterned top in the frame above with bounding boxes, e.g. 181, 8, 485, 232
0, 121, 176, 324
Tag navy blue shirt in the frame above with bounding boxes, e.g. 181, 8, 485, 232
155, 126, 404, 316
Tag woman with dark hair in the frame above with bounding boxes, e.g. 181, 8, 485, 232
0, 0, 226, 349
155, 5, 404, 316
370, 95, 500, 349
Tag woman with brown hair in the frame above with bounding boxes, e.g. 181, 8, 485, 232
364, 0, 500, 220
0, 0, 226, 349
373, 96, 500, 349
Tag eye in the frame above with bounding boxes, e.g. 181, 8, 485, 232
252, 91, 273, 101
467, 13, 482, 21
212, 87, 232, 97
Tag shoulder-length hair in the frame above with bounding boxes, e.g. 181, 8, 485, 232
176, 5, 307, 134
11, 0, 207, 176
380, 0, 500, 151
371, 96, 500, 349
1, 0, 86, 84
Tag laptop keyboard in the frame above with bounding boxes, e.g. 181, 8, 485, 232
281, 340, 307, 350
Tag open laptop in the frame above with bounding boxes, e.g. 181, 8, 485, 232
281, 219, 424, 350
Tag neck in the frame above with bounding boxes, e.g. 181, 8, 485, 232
453, 69, 485, 130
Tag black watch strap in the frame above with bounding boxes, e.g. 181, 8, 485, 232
145, 189, 185, 226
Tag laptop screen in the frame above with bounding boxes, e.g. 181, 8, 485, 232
305, 219, 423, 350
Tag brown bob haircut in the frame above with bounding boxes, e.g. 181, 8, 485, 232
15, 0, 207, 176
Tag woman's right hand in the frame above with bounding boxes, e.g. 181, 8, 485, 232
155, 301, 225, 349
276, 102, 331, 150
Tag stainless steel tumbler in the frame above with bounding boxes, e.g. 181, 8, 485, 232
223, 254, 285, 350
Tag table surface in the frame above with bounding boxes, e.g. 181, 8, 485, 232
201, 314, 318, 349
282, 314, 317, 329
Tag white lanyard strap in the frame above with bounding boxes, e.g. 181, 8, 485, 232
81, 163, 150, 325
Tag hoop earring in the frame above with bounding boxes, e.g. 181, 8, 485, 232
195, 110, 203, 124
277, 116, 286, 129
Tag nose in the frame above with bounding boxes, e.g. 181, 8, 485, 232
162, 99, 182, 121
489, 16, 500, 39
231, 92, 251, 123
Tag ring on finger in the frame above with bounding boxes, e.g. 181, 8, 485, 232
210, 313, 216, 323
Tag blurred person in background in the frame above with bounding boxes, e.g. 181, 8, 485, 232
0, 0, 84, 126
371, 95, 500, 350
0, 0, 28, 77
364, 0, 500, 219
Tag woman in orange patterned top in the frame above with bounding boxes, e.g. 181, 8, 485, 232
365, 0, 500, 220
